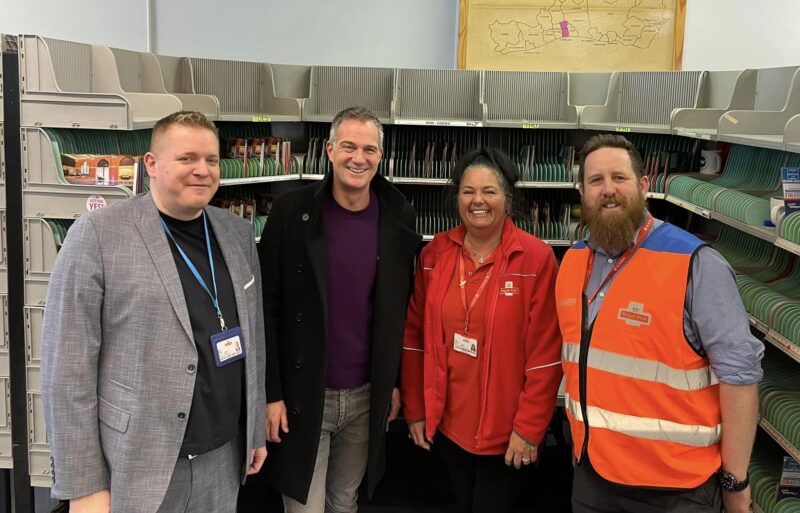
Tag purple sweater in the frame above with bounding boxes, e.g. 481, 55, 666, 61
323, 190, 379, 389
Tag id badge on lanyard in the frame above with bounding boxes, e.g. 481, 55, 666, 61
161, 212, 246, 367
211, 326, 245, 366
453, 252, 492, 359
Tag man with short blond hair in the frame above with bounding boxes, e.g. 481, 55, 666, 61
42, 110, 266, 513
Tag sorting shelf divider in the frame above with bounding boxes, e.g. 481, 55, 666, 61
580, 71, 703, 134
718, 66, 800, 150
672, 69, 758, 140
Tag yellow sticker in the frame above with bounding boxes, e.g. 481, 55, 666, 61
522, 123, 540, 129
615, 127, 632, 133
252, 116, 272, 123
722, 113, 738, 125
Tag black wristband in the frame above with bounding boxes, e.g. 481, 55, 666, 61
718, 470, 749, 492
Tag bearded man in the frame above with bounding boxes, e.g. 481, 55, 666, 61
555, 134, 763, 513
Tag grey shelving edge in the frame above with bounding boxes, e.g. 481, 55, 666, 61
23, 219, 59, 307
483, 71, 578, 128
0, 38, 11, 471
185, 57, 301, 121
0, 210, 6, 267
21, 127, 133, 219
717, 67, 800, 150
19, 35, 183, 130
784, 113, 800, 153
0, 375, 10, 469
269, 64, 311, 101
569, 72, 612, 108
581, 71, 703, 134
393, 68, 485, 125
303, 65, 393, 123
1, 123, 5, 209
25, 298, 47, 482
24, 308, 41, 401
0, 37, 4, 122
671, 69, 757, 140
109, 47, 219, 120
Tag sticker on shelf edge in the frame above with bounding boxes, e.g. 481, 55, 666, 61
86, 195, 108, 212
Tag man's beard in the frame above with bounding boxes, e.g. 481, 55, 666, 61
582, 193, 647, 254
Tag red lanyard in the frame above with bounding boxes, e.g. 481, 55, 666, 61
458, 251, 493, 334
584, 214, 654, 305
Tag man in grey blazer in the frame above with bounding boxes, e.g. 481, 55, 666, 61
41, 111, 267, 513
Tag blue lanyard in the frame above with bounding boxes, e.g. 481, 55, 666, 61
160, 211, 227, 331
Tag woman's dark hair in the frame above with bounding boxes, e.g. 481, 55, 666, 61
448, 147, 526, 219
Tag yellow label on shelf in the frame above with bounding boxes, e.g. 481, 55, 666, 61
522, 123, 540, 129
615, 127, 632, 133
722, 113, 738, 125
252, 116, 272, 123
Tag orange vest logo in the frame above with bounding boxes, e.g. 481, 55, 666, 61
617, 301, 652, 327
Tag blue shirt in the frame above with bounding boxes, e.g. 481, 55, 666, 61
585, 215, 764, 385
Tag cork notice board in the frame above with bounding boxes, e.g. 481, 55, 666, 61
458, 0, 687, 72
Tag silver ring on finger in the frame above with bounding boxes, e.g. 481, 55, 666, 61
522, 458, 531, 464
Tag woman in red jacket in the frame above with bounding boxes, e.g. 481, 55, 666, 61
401, 147, 563, 513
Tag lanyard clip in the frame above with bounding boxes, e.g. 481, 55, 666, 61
219, 316, 227, 332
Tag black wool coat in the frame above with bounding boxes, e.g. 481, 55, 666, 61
259, 174, 421, 503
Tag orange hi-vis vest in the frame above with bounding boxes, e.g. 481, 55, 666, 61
556, 224, 722, 489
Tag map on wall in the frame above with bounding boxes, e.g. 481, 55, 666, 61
459, 0, 683, 72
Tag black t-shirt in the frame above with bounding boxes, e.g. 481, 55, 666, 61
160, 211, 243, 455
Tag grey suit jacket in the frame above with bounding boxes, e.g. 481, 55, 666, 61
41, 193, 266, 512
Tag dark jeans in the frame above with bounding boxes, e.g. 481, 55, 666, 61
572, 456, 722, 513
435, 433, 536, 513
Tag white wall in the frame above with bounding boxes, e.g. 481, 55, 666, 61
153, 0, 459, 69
2, 0, 799, 72
683, 0, 800, 70
0, 0, 148, 51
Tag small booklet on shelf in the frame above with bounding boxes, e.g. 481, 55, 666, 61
782, 167, 800, 216
778, 456, 800, 502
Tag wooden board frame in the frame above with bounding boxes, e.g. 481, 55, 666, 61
458, 0, 687, 70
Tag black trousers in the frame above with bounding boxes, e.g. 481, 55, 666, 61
572, 456, 722, 513
435, 433, 536, 513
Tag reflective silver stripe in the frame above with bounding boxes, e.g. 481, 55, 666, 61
526, 361, 561, 372
564, 393, 721, 448
504, 273, 537, 277
561, 342, 719, 392
403, 347, 424, 352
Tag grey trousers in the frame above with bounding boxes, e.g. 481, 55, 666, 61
283, 383, 371, 513
156, 438, 242, 513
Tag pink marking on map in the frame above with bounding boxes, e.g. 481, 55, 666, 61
560, 20, 570, 37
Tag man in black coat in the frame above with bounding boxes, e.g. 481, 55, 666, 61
259, 106, 421, 512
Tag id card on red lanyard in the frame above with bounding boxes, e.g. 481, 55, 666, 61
454, 252, 492, 358
584, 214, 654, 305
